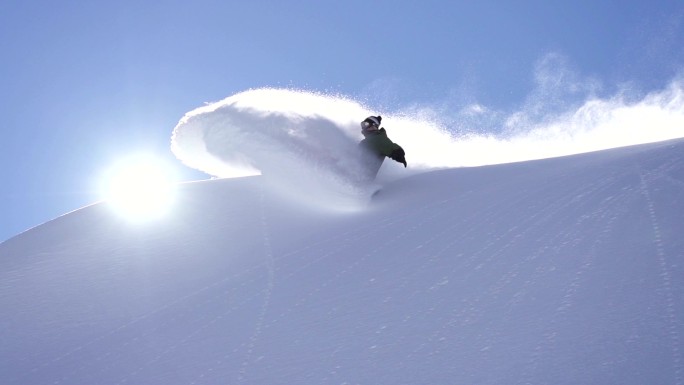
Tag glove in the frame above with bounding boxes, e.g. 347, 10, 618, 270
390, 148, 407, 168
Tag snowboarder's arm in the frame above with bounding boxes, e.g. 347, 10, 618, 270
389, 146, 407, 167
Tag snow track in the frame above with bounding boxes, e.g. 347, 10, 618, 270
639, 159, 683, 385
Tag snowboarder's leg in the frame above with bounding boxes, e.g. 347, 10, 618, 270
361, 155, 384, 182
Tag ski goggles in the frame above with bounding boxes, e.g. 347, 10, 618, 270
361, 121, 379, 130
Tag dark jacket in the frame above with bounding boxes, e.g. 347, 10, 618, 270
358, 128, 406, 180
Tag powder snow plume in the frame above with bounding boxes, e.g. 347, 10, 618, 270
170, 89, 391, 207
171, 83, 684, 199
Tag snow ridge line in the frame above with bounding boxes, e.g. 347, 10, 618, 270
639, 166, 683, 385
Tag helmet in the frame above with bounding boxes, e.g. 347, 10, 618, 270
361, 115, 382, 131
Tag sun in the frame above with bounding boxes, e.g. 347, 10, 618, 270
102, 155, 178, 221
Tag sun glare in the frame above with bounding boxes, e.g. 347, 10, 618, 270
102, 155, 177, 221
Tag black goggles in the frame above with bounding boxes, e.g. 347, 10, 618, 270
361, 121, 378, 130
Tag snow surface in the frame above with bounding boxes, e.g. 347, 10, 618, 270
2, 135, 684, 384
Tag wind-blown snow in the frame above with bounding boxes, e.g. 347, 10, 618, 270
170, 89, 390, 207
171, 83, 684, 188
1, 138, 683, 384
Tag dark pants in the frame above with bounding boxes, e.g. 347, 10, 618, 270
360, 151, 385, 182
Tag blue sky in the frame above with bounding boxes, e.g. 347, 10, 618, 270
2, 0, 683, 242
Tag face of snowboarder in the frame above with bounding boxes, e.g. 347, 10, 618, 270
361, 120, 379, 131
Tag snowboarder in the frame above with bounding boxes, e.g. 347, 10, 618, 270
358, 115, 406, 181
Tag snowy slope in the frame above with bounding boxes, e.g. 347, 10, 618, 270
2, 138, 684, 385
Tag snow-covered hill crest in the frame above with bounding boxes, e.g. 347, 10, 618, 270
1, 139, 684, 384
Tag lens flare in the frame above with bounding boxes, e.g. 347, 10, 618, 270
102, 155, 177, 221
